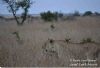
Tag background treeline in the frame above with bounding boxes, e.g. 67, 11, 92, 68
0, 11, 100, 21
40, 11, 100, 21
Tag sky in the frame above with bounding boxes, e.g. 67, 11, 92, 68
0, 0, 100, 14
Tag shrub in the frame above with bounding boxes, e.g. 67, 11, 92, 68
86, 38, 93, 42
80, 38, 94, 44
94, 12, 100, 16
83, 11, 93, 16
40, 11, 57, 21
40, 11, 64, 21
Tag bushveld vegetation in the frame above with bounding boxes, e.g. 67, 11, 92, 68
80, 38, 95, 44
94, 12, 100, 16
0, 13, 100, 66
40, 10, 100, 22
0, 0, 100, 66
40, 11, 63, 21
83, 11, 93, 16
40, 11, 56, 21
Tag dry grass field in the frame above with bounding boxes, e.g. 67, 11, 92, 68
0, 16, 100, 67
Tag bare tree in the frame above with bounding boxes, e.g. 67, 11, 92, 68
2, 0, 32, 25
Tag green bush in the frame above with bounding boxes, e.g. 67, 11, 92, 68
40, 11, 56, 21
80, 38, 94, 44
83, 11, 93, 16
94, 12, 100, 16
40, 11, 64, 21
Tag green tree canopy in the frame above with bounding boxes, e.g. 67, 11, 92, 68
83, 11, 93, 16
